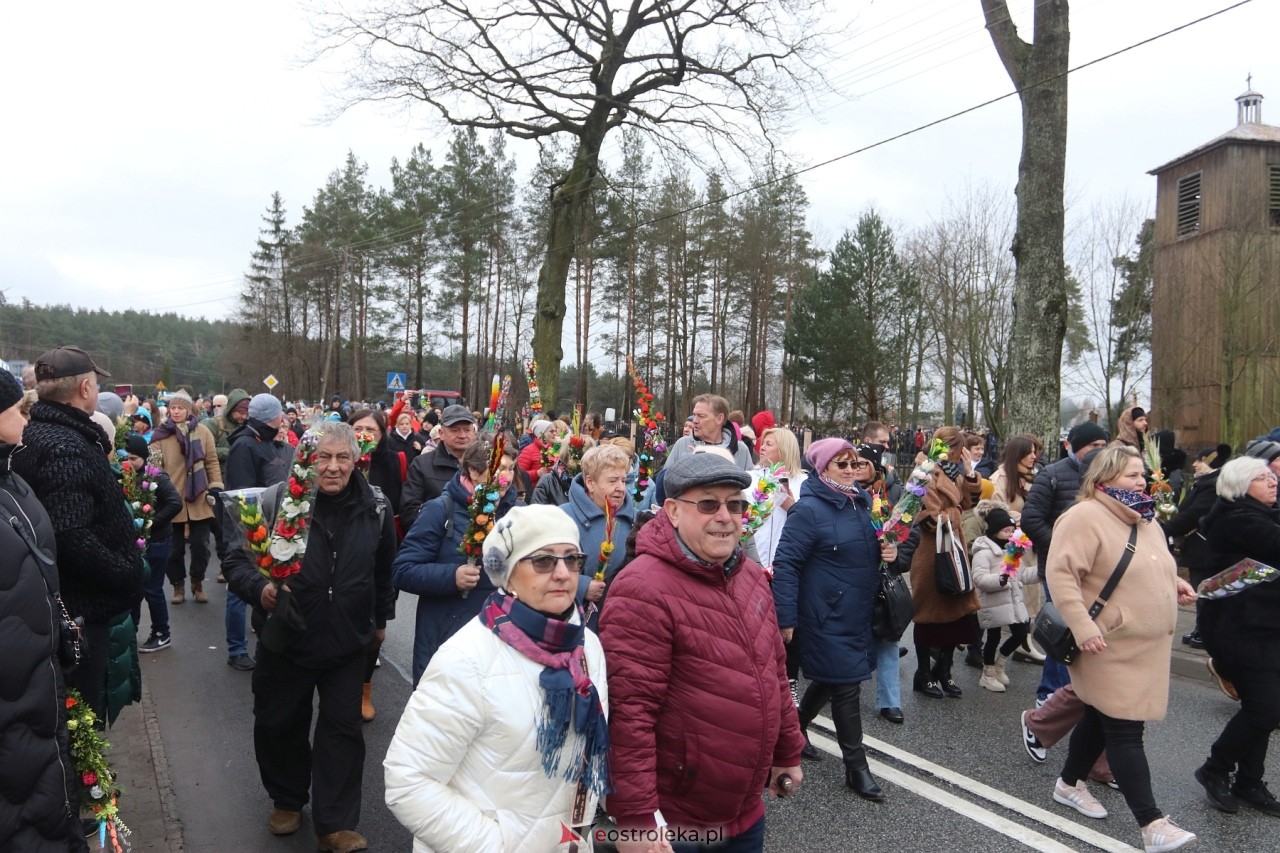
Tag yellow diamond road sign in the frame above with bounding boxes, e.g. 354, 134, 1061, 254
263, 374, 278, 390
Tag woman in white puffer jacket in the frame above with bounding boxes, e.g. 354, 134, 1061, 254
385, 505, 610, 852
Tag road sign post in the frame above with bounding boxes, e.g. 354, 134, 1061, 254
263, 374, 278, 390
386, 372, 407, 392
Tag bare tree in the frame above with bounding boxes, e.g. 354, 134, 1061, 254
1066, 197, 1151, 434
980, 0, 1070, 449
318, 0, 832, 406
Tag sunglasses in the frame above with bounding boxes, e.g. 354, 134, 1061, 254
523, 553, 589, 573
831, 459, 870, 470
674, 497, 749, 515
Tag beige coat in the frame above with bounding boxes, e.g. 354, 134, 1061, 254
1045, 494, 1178, 721
153, 422, 224, 523
909, 467, 983, 624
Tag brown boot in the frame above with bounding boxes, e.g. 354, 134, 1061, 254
171, 584, 185, 605
361, 682, 375, 722
267, 808, 300, 836
317, 830, 368, 852
192, 580, 208, 603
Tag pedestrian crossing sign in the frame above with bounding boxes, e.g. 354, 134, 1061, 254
386, 372, 407, 392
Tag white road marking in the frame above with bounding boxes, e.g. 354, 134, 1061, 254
811, 717, 1139, 852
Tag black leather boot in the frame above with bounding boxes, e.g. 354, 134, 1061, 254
830, 684, 884, 802
933, 645, 963, 698
913, 645, 944, 698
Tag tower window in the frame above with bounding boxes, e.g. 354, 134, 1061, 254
1176, 172, 1201, 238
1270, 165, 1280, 227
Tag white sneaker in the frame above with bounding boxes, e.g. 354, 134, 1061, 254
1141, 816, 1196, 852
979, 666, 1006, 692
1054, 778, 1108, 819
1021, 711, 1048, 763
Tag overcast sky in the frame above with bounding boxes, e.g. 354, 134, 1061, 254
1, 0, 1274, 324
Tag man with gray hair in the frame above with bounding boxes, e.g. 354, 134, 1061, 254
601, 452, 804, 851
662, 393, 753, 471
13, 346, 145, 720
223, 421, 396, 852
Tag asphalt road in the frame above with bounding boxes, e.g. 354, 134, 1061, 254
142, 566, 1277, 852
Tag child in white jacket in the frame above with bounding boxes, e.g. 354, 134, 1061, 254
971, 506, 1037, 693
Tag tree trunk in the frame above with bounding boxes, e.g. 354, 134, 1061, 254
981, 0, 1070, 450
533, 126, 604, 411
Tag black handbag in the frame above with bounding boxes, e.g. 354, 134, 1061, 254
933, 516, 974, 595
1033, 526, 1138, 665
872, 564, 914, 641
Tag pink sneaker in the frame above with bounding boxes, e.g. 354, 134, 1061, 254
1053, 778, 1107, 819
1141, 816, 1196, 852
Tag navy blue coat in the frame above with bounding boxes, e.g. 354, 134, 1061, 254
561, 473, 638, 630
392, 473, 519, 684
772, 478, 881, 685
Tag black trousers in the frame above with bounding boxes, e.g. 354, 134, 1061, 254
983, 622, 1030, 665
252, 646, 366, 834
1203, 664, 1280, 787
167, 518, 213, 585
1062, 706, 1162, 827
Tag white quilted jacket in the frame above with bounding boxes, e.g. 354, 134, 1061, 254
384, 614, 608, 852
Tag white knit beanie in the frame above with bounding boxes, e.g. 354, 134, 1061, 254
482, 504, 582, 588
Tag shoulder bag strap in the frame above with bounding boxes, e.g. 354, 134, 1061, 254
1086, 525, 1139, 619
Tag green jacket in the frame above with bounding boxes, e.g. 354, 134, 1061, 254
201, 388, 250, 467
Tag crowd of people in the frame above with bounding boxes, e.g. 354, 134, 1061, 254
6, 352, 1280, 853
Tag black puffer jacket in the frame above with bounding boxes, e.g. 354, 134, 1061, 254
0, 446, 89, 853
224, 418, 295, 490
224, 474, 397, 668
400, 446, 462, 529
1161, 470, 1221, 578
1199, 496, 1280, 670
12, 401, 144, 623
1021, 454, 1088, 579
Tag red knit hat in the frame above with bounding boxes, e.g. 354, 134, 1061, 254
751, 410, 776, 438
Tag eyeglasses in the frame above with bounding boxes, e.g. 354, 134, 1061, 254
1252, 474, 1278, 484
523, 553, 589, 573
674, 497, 749, 515
831, 459, 870, 470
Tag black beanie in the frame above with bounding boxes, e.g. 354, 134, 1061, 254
0, 371, 23, 413
1067, 421, 1110, 453
985, 506, 1015, 539
124, 434, 150, 460
1197, 444, 1232, 471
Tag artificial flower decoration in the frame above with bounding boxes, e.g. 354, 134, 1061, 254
742, 462, 786, 542
1002, 527, 1033, 577
875, 436, 950, 545
525, 360, 543, 414
460, 433, 508, 574
1141, 440, 1178, 521
1197, 557, 1280, 599
120, 460, 160, 551
627, 356, 668, 506
66, 689, 131, 852
232, 431, 321, 582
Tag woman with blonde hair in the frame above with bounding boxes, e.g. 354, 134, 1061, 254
561, 443, 637, 630
1046, 444, 1197, 852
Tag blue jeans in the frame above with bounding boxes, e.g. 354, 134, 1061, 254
669, 816, 765, 853
1036, 581, 1070, 701
226, 590, 248, 658
874, 638, 902, 709
133, 536, 172, 637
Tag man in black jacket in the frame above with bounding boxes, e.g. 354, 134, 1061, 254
399, 404, 476, 530
13, 346, 145, 720
222, 393, 296, 671
224, 422, 395, 853
1020, 421, 1108, 703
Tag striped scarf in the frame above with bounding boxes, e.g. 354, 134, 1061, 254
480, 592, 610, 797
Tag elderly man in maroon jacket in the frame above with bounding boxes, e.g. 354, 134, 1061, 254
600, 452, 805, 853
